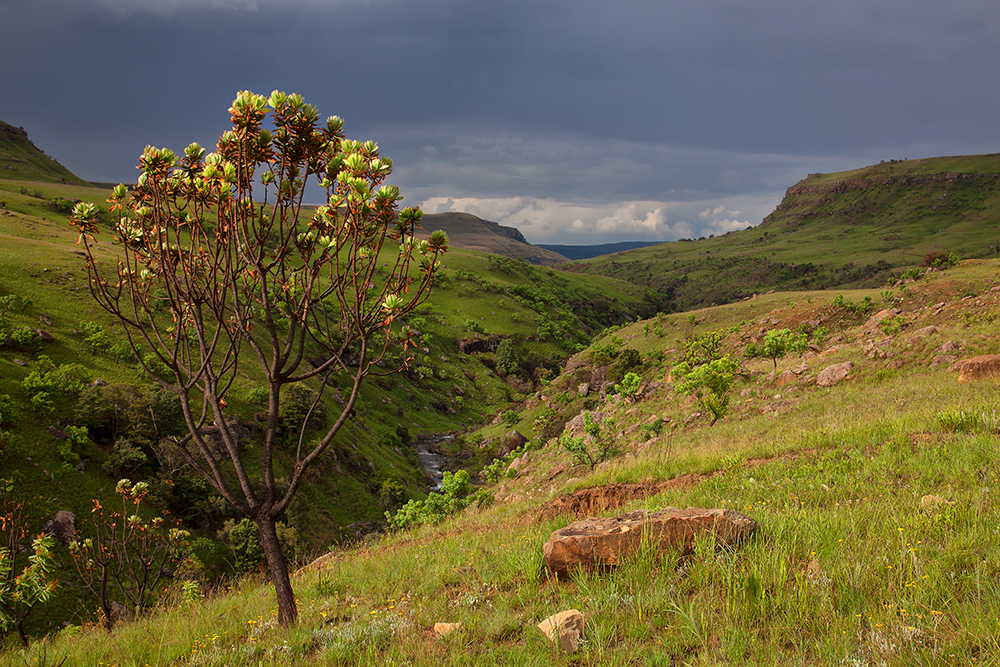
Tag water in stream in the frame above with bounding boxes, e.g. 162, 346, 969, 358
415, 434, 452, 491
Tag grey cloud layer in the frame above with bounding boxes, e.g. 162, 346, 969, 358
1, 0, 997, 242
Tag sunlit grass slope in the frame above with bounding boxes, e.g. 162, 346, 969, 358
7, 259, 1000, 665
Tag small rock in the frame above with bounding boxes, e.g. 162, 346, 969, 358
816, 361, 854, 387
433, 622, 462, 638
929, 355, 957, 368
933, 341, 961, 355
537, 609, 585, 652
920, 495, 953, 510
41, 510, 77, 545
909, 325, 940, 339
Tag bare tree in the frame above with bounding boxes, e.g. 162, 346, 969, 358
70, 90, 448, 625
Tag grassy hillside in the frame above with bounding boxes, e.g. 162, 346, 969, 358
419, 212, 569, 266
0, 122, 89, 185
561, 154, 1000, 311
5, 257, 1000, 664
0, 178, 647, 636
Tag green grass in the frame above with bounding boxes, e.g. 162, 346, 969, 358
5, 258, 1000, 664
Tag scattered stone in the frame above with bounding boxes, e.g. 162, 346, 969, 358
929, 355, 957, 368
542, 507, 757, 578
507, 453, 529, 476
885, 359, 905, 370
537, 609, 585, 652
867, 309, 901, 328
933, 341, 961, 355
498, 430, 528, 457
537, 481, 680, 521
35, 329, 54, 342
816, 361, 853, 387
41, 510, 77, 545
46, 425, 69, 439
433, 622, 462, 638
909, 325, 940, 339
920, 495, 953, 510
958, 355, 1000, 382
578, 383, 590, 397
89, 378, 109, 388
775, 371, 797, 387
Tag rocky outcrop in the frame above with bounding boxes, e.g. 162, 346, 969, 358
42, 510, 77, 545
816, 361, 853, 387
542, 508, 757, 578
958, 355, 1000, 382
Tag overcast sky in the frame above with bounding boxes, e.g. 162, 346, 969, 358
3, 0, 998, 244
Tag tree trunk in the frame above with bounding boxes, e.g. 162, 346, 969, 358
256, 515, 297, 625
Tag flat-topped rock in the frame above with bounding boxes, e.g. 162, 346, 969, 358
543, 507, 757, 578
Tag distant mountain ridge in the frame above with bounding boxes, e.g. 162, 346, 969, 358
537, 240, 664, 260
559, 153, 1000, 310
419, 212, 569, 265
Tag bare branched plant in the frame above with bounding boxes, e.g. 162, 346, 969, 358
70, 90, 448, 624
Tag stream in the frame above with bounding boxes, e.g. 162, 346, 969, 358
415, 434, 453, 491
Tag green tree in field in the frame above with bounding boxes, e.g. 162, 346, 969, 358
70, 90, 448, 625
672, 356, 739, 426
745, 328, 809, 370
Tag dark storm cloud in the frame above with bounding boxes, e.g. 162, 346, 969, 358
2, 0, 998, 243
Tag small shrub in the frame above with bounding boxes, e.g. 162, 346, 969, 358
386, 470, 473, 530
499, 410, 519, 427
615, 372, 642, 398
81, 321, 111, 353
559, 412, 619, 469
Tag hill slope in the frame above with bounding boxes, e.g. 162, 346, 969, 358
560, 153, 1000, 311
419, 212, 569, 265
0, 121, 89, 185
8, 258, 1000, 665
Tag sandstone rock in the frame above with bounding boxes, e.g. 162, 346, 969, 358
920, 494, 953, 510
433, 622, 462, 638
816, 361, 853, 387
775, 370, 797, 387
507, 453, 529, 476
867, 308, 901, 328
542, 508, 757, 578
958, 355, 1000, 382
498, 430, 528, 457
909, 325, 940, 339
578, 383, 590, 397
537, 609, 585, 652
929, 355, 957, 368
933, 341, 961, 355
42, 510, 77, 545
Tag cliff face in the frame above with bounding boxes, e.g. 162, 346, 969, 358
419, 212, 568, 265
0, 119, 88, 184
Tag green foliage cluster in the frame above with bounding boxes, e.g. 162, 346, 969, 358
682, 331, 725, 366
0, 294, 31, 315
21, 356, 90, 413
590, 335, 622, 366
614, 372, 642, 398
745, 329, 809, 369
832, 294, 875, 317
672, 356, 740, 425
385, 470, 473, 530
559, 412, 619, 469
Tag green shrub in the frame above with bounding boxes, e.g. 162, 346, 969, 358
386, 470, 473, 530
672, 356, 739, 425
501, 409, 520, 426
615, 372, 642, 398
560, 412, 618, 469
81, 321, 111, 353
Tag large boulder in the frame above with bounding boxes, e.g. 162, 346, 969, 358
497, 430, 528, 457
958, 355, 1000, 382
816, 361, 854, 387
542, 508, 757, 578
41, 510, 77, 545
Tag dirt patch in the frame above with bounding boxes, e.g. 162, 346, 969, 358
536, 476, 711, 523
